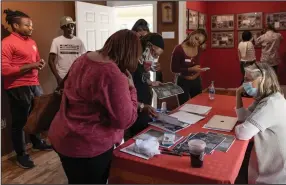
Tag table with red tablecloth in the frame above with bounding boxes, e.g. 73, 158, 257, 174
109, 93, 253, 184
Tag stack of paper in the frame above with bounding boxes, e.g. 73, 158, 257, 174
179, 104, 212, 116
203, 115, 238, 132
169, 111, 205, 125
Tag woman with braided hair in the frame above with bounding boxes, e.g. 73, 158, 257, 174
129, 32, 164, 137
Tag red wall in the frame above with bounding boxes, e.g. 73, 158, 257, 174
187, 1, 286, 88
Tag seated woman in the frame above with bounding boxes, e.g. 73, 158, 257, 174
129, 33, 164, 137
235, 62, 286, 184
48, 29, 141, 184
238, 31, 256, 85
171, 29, 207, 105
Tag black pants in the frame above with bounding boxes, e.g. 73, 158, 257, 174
176, 76, 202, 105
240, 60, 255, 85
129, 111, 151, 137
57, 147, 114, 184
6, 86, 43, 156
235, 141, 254, 183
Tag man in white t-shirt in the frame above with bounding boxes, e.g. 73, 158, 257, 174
48, 16, 86, 85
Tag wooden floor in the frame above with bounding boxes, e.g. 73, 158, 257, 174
1, 149, 67, 184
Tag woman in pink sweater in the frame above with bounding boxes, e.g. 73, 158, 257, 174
48, 29, 142, 184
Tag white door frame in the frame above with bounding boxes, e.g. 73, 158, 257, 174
107, 1, 157, 33
178, 1, 186, 44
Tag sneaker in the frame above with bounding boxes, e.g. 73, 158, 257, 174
32, 141, 53, 152
16, 155, 35, 169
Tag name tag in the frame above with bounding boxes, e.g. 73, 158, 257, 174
185, 59, 192, 62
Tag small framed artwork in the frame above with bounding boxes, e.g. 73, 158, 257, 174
211, 14, 234, 31
238, 30, 262, 48
265, 12, 286, 30
161, 2, 175, 23
199, 12, 206, 29
188, 9, 198, 30
211, 31, 234, 48
237, 12, 263, 30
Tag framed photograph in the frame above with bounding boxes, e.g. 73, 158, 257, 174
161, 2, 175, 23
188, 9, 198, 30
238, 30, 262, 48
211, 31, 234, 48
266, 12, 286, 30
211, 14, 234, 31
199, 12, 206, 29
237, 12, 263, 30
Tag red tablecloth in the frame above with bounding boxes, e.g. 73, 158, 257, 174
109, 93, 253, 184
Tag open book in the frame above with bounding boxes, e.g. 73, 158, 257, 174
151, 82, 184, 99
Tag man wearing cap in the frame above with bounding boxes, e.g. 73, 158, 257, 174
48, 16, 86, 85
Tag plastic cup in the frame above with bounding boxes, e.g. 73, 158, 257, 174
188, 139, 206, 168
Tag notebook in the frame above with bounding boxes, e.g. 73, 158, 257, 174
203, 115, 238, 132
169, 111, 205, 125
179, 104, 212, 116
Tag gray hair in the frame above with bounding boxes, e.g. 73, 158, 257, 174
244, 62, 283, 100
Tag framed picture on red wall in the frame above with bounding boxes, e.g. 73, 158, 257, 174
237, 12, 263, 30
198, 13, 206, 29
265, 12, 286, 30
188, 9, 198, 30
161, 2, 175, 24
238, 30, 262, 48
211, 31, 234, 48
211, 14, 234, 31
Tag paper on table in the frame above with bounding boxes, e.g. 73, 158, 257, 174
120, 143, 150, 160
169, 111, 205, 125
179, 104, 212, 115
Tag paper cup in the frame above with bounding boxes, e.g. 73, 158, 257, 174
188, 139, 206, 168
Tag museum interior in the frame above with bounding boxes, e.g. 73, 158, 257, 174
1, 1, 286, 184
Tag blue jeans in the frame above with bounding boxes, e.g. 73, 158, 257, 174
6, 85, 43, 156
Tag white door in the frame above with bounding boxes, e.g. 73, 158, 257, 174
75, 2, 116, 51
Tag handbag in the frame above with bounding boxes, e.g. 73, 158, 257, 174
24, 73, 69, 134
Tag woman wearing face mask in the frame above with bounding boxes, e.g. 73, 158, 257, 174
129, 33, 164, 137
235, 63, 286, 184
171, 29, 207, 105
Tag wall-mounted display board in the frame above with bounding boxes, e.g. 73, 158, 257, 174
198, 12, 206, 29
188, 9, 198, 30
237, 12, 263, 30
211, 31, 234, 48
238, 30, 262, 48
211, 14, 234, 31
266, 12, 286, 30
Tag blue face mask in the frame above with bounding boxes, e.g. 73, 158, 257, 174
243, 82, 258, 97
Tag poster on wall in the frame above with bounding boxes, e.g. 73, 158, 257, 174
237, 12, 263, 30
199, 13, 206, 29
238, 30, 262, 48
188, 9, 198, 30
211, 31, 234, 48
266, 12, 286, 30
211, 14, 234, 31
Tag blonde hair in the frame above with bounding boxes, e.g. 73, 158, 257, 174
245, 62, 283, 100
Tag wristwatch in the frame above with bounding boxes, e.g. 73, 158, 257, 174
139, 103, 145, 112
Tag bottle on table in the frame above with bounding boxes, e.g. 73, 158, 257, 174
161, 102, 167, 113
209, 81, 215, 100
